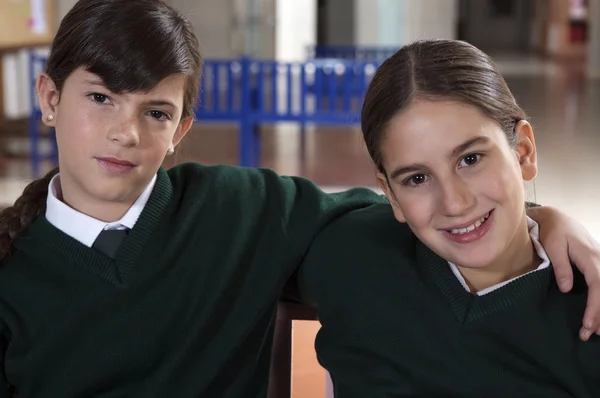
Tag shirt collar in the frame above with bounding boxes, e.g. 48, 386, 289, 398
448, 216, 551, 296
45, 173, 157, 247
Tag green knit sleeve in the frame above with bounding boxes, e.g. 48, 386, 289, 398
275, 175, 387, 264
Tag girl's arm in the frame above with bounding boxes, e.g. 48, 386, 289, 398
528, 206, 600, 340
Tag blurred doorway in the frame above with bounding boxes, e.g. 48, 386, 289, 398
459, 0, 534, 52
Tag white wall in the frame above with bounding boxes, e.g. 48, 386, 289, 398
354, 0, 382, 45
168, 0, 234, 58
233, 0, 276, 59
354, 0, 458, 47
404, 0, 458, 42
275, 0, 316, 61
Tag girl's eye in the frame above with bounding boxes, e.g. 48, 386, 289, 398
403, 174, 430, 187
89, 93, 110, 104
149, 110, 169, 121
459, 153, 482, 168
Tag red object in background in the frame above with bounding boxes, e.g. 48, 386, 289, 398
570, 21, 587, 44
569, 0, 588, 43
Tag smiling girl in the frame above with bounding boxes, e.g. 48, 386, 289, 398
299, 39, 600, 397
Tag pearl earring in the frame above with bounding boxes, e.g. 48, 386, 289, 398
167, 146, 175, 155
46, 114, 54, 121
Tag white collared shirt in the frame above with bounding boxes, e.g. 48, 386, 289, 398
45, 174, 157, 248
448, 216, 551, 296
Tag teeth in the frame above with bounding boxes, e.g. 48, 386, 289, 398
449, 212, 490, 235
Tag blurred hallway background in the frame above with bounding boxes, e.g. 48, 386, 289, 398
0, 1, 598, 397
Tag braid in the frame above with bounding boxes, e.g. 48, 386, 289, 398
0, 167, 59, 261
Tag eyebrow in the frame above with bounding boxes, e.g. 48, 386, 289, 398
83, 79, 178, 110
141, 99, 178, 110
388, 136, 491, 180
83, 78, 107, 87
449, 136, 490, 159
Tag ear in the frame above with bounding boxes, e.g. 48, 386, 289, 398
171, 116, 194, 148
514, 120, 537, 181
36, 73, 60, 127
376, 172, 407, 223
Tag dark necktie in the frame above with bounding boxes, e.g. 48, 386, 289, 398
92, 229, 129, 259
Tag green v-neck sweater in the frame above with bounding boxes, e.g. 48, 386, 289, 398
0, 162, 386, 397
298, 204, 599, 398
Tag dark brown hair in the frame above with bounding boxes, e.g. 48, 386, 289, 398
0, 0, 203, 261
361, 39, 527, 174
